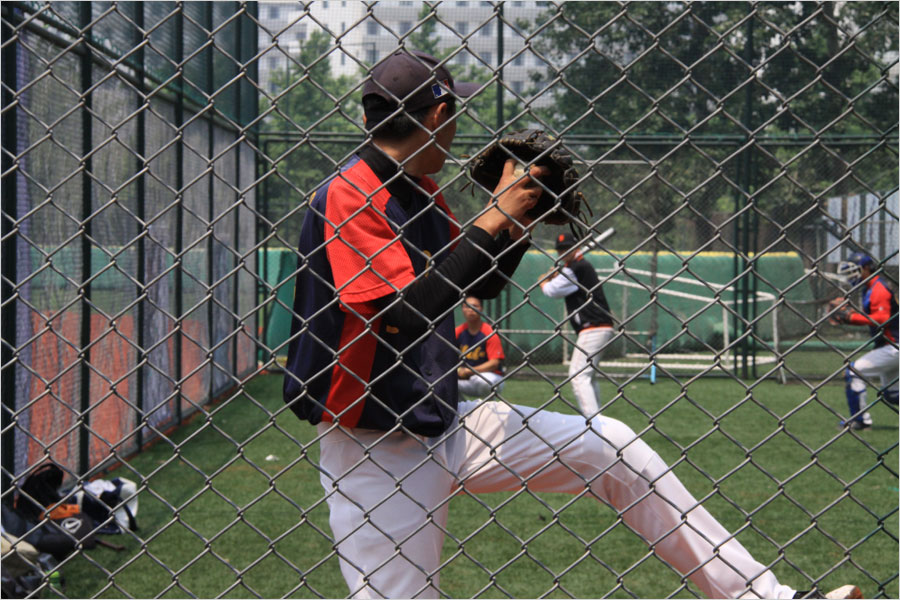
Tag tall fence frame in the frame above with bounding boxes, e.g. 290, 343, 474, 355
2, 2, 898, 598
1, 1, 262, 484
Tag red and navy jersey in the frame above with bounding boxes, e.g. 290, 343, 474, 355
282, 149, 462, 436
455, 322, 505, 375
849, 274, 898, 347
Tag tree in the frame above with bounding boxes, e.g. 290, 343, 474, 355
527, 2, 898, 252
260, 30, 360, 246
407, 3, 441, 56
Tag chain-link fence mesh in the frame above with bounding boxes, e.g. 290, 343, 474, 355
2, 1, 898, 598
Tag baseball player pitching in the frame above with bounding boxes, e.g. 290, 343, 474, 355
282, 49, 861, 599
830, 251, 899, 429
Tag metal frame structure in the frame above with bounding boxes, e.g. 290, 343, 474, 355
1, 2, 897, 598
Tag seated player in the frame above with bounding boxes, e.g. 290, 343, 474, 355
456, 296, 505, 399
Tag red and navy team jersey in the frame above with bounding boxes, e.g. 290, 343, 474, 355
455, 322, 505, 375
282, 148, 463, 437
849, 274, 898, 347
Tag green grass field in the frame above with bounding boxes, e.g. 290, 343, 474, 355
59, 372, 898, 599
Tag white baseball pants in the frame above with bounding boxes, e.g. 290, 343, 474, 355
457, 371, 505, 399
846, 343, 899, 420
317, 401, 796, 599
568, 327, 615, 417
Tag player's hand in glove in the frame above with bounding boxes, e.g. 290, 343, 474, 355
473, 159, 548, 237
828, 296, 853, 325
469, 129, 586, 229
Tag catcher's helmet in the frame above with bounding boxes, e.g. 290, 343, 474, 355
837, 251, 875, 285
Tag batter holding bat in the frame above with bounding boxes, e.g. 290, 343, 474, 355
282, 49, 860, 600
539, 231, 615, 417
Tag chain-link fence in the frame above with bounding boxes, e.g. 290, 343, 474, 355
2, 1, 898, 598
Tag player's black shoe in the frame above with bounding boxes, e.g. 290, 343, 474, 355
792, 584, 862, 599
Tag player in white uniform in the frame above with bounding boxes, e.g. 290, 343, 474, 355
282, 50, 861, 600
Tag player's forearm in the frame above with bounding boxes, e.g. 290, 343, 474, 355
458, 360, 500, 380
469, 230, 530, 299
472, 359, 500, 373
846, 312, 868, 326
375, 227, 505, 335
541, 270, 578, 298
847, 309, 890, 326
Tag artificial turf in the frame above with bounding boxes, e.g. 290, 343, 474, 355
57, 371, 898, 599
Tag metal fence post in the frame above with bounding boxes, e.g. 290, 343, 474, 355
78, 0, 94, 476
259, 140, 269, 366
135, 0, 147, 451
733, 7, 755, 380
1, 6, 18, 493
232, 0, 242, 382
206, 0, 215, 402
174, 2, 185, 426
495, 2, 503, 132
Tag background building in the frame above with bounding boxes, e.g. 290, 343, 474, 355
258, 1, 554, 104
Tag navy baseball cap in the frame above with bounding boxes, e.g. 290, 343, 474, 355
555, 233, 576, 250
847, 251, 875, 268
363, 50, 479, 120
838, 250, 875, 285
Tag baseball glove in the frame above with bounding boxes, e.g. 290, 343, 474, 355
468, 129, 585, 226
828, 296, 853, 324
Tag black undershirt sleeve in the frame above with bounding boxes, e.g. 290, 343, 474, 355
470, 230, 530, 300
373, 227, 529, 337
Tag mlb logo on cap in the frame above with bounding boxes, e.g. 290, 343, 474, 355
431, 79, 450, 99
362, 51, 479, 125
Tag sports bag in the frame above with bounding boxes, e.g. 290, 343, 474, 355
68, 478, 139, 534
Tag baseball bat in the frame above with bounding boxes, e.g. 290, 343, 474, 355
542, 227, 616, 282
579, 227, 615, 252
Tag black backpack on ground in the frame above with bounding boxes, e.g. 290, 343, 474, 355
4, 492, 97, 560
16, 463, 66, 523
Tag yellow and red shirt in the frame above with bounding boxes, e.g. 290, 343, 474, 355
456, 322, 505, 375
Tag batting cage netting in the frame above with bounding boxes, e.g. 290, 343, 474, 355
2, 1, 897, 598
